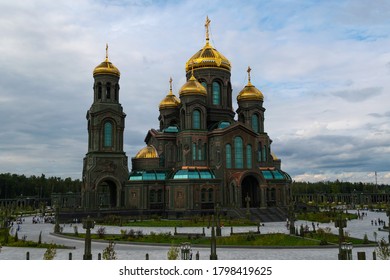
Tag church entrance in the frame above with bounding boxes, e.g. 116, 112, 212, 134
97, 180, 117, 208
241, 175, 260, 207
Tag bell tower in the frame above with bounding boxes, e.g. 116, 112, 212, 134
82, 45, 129, 209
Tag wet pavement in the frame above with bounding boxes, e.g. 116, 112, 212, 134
0, 209, 388, 260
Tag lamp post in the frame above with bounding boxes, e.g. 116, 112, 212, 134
335, 212, 347, 260
82, 215, 94, 260
180, 242, 192, 260
288, 202, 296, 235
210, 214, 218, 260
386, 204, 390, 243
341, 242, 353, 260
215, 203, 221, 237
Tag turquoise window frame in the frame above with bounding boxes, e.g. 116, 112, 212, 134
212, 82, 221, 105
234, 137, 243, 168
246, 144, 252, 168
103, 122, 113, 147
251, 114, 259, 133
226, 144, 232, 168
192, 110, 201, 129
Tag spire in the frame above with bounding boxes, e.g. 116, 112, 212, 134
169, 77, 173, 94
205, 16, 211, 43
105, 43, 109, 62
247, 66, 252, 84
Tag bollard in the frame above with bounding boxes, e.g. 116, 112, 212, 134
196, 251, 200, 260
202, 227, 205, 235
357, 252, 366, 260
26, 251, 30, 260
69, 252, 72, 260
98, 253, 101, 260
231, 227, 233, 235
146, 253, 149, 260
373, 251, 376, 260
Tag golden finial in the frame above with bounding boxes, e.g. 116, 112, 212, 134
169, 77, 173, 92
247, 66, 252, 83
105, 43, 109, 61
205, 16, 211, 42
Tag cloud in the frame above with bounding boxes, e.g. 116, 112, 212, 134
0, 0, 389, 184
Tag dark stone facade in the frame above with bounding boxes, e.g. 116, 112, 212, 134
82, 22, 292, 218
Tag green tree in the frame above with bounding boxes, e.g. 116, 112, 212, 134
376, 238, 390, 260
102, 241, 117, 260
167, 244, 180, 260
43, 244, 57, 260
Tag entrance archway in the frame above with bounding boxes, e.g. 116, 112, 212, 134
241, 175, 260, 207
97, 180, 117, 208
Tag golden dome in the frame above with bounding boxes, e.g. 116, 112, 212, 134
159, 77, 180, 110
93, 44, 120, 77
179, 74, 207, 96
185, 17, 231, 72
237, 66, 264, 101
135, 145, 159, 159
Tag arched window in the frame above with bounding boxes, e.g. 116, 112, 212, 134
201, 81, 207, 93
201, 189, 206, 202
251, 114, 259, 133
212, 81, 221, 105
106, 82, 111, 99
150, 190, 156, 203
192, 142, 197, 161
198, 140, 202, 160
208, 188, 214, 202
103, 122, 113, 147
114, 84, 119, 101
246, 145, 252, 168
97, 82, 102, 99
234, 136, 243, 168
192, 109, 201, 129
258, 142, 262, 162
225, 144, 232, 168
263, 145, 267, 162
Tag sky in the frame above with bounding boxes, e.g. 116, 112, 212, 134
0, 0, 389, 184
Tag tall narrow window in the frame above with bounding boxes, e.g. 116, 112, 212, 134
106, 83, 111, 99
234, 137, 243, 168
263, 145, 267, 162
251, 114, 259, 133
226, 144, 232, 168
198, 140, 202, 160
201, 81, 207, 93
208, 188, 214, 202
97, 82, 102, 99
114, 84, 119, 101
212, 82, 221, 105
246, 145, 252, 168
192, 142, 197, 161
192, 109, 200, 129
104, 122, 113, 147
258, 142, 262, 162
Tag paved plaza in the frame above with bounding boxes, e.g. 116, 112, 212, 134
0, 210, 388, 260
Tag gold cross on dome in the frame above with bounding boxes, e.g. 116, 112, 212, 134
205, 16, 211, 41
247, 66, 252, 82
169, 77, 173, 91
105, 43, 109, 59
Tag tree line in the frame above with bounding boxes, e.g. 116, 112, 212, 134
292, 180, 390, 195
0, 173, 81, 199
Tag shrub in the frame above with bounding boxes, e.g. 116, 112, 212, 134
102, 241, 117, 260
97, 226, 106, 239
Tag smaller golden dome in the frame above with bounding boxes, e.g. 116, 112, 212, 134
237, 66, 264, 101
179, 74, 207, 96
159, 77, 180, 110
135, 145, 159, 159
93, 44, 120, 77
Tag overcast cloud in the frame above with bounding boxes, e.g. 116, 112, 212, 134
0, 0, 389, 184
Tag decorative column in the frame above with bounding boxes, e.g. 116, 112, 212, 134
83, 216, 95, 260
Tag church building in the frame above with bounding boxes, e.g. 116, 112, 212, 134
82, 18, 291, 218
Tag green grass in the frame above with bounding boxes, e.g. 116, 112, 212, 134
297, 211, 358, 223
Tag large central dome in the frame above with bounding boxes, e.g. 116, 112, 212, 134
185, 17, 231, 72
